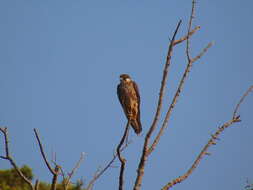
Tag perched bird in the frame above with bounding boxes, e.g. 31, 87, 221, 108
117, 74, 142, 134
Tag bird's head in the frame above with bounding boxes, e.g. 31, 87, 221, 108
120, 74, 131, 82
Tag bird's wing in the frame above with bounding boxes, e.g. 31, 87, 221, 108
133, 81, 140, 103
133, 81, 141, 126
117, 84, 125, 108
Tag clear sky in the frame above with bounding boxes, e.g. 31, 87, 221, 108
0, 0, 253, 190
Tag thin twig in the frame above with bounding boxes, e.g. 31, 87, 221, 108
161, 119, 240, 190
148, 57, 191, 154
146, 20, 182, 141
64, 153, 85, 190
133, 20, 182, 190
0, 128, 9, 157
86, 139, 131, 190
173, 26, 200, 46
191, 42, 213, 63
117, 121, 130, 190
233, 85, 253, 119
34, 128, 61, 190
34, 128, 56, 175
0, 128, 34, 190
148, 0, 210, 156
161, 85, 253, 190
147, 52, 209, 154
186, 0, 196, 62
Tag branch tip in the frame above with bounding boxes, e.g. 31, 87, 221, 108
116, 121, 130, 190
34, 129, 55, 175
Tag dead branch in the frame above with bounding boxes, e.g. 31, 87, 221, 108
33, 128, 60, 190
161, 85, 253, 190
191, 42, 213, 63
62, 153, 85, 190
173, 26, 200, 46
186, 0, 196, 62
133, 1, 213, 189
34, 128, 55, 175
86, 137, 132, 190
116, 121, 130, 190
51, 165, 60, 190
148, 40, 212, 155
233, 85, 253, 119
161, 119, 239, 190
133, 20, 182, 190
148, 0, 211, 156
0, 127, 34, 190
86, 158, 117, 190
35, 180, 40, 190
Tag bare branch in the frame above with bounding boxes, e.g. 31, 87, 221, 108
35, 180, 40, 190
86, 138, 131, 190
133, 20, 182, 190
0, 127, 34, 190
148, 0, 210, 156
34, 129, 61, 190
161, 85, 253, 190
63, 153, 85, 190
191, 42, 213, 63
161, 119, 239, 190
233, 85, 253, 119
33, 128, 56, 175
173, 26, 200, 46
186, 0, 197, 62
117, 121, 130, 190
68, 153, 84, 180
147, 50, 210, 154
51, 165, 61, 190
0, 127, 9, 157
146, 20, 182, 141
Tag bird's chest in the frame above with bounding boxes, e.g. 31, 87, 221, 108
122, 83, 137, 100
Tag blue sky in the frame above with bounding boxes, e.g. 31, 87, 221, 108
0, 0, 253, 190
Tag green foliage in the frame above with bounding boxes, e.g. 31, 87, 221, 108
0, 166, 85, 190
0, 165, 33, 190
38, 180, 85, 190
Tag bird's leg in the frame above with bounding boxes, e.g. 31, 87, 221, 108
125, 118, 131, 146
124, 111, 134, 146
125, 112, 132, 146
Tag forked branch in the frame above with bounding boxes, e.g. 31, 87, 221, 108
148, 41, 212, 155
233, 85, 253, 119
133, 20, 182, 190
61, 153, 85, 190
0, 128, 34, 190
186, 0, 197, 62
173, 26, 200, 46
148, 0, 212, 156
134, 0, 212, 189
117, 121, 130, 190
33, 128, 60, 190
51, 165, 60, 190
34, 128, 55, 175
86, 136, 131, 190
161, 85, 252, 190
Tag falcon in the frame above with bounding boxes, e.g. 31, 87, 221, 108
117, 74, 142, 134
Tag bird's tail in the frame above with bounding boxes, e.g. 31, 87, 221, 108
130, 119, 142, 135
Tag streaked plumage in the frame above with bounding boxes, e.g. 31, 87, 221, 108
117, 74, 142, 134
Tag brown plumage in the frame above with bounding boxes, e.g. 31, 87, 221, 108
117, 74, 142, 134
